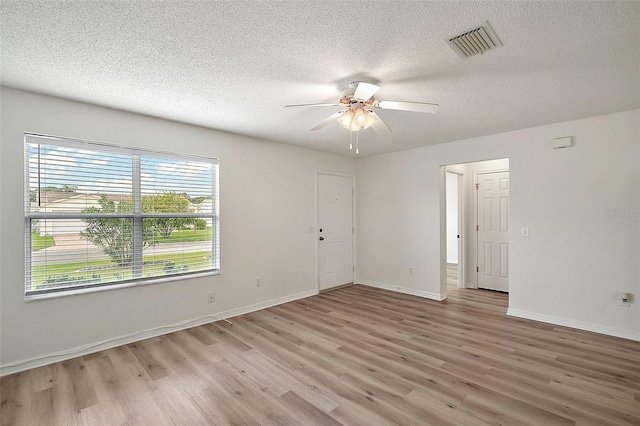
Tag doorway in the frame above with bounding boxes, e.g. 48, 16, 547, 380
442, 158, 509, 298
317, 172, 354, 291
445, 170, 463, 292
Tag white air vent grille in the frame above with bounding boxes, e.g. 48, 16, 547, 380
445, 21, 502, 58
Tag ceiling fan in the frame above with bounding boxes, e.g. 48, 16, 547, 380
285, 81, 439, 133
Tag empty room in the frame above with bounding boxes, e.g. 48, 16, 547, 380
1, 1, 639, 425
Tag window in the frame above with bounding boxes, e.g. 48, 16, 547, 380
24, 133, 219, 298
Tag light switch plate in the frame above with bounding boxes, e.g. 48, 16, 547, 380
521, 227, 530, 237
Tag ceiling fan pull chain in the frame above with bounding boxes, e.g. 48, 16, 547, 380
349, 130, 353, 150
356, 131, 359, 155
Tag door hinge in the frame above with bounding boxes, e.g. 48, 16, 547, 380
476, 224, 479, 231
475, 183, 479, 190
477, 266, 479, 273
353, 266, 355, 272
352, 227, 355, 233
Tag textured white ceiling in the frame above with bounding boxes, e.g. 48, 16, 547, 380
2, 1, 639, 156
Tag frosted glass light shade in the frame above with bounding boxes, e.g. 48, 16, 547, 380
337, 108, 377, 131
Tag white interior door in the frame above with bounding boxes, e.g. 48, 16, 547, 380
318, 173, 353, 291
477, 171, 510, 292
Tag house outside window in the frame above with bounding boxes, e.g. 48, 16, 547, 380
25, 133, 219, 298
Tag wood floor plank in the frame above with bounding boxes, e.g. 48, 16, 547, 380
212, 321, 343, 412
225, 349, 291, 397
461, 385, 575, 426
61, 357, 99, 412
249, 312, 418, 397
204, 358, 301, 425
83, 355, 129, 425
405, 387, 488, 426
127, 341, 170, 381
0, 373, 30, 426
28, 387, 55, 426
100, 348, 167, 425
164, 330, 220, 367
328, 400, 399, 426
238, 349, 341, 413
190, 383, 262, 426
48, 362, 83, 425
277, 391, 342, 426
472, 368, 622, 425
249, 309, 343, 352
2, 284, 640, 425
27, 364, 56, 395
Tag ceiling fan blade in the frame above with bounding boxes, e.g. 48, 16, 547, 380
376, 100, 439, 114
310, 110, 347, 131
367, 110, 392, 133
284, 103, 340, 108
352, 82, 380, 101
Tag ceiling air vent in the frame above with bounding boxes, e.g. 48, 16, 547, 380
445, 21, 502, 58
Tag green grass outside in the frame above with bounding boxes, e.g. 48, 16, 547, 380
30, 227, 211, 252
31, 233, 56, 251
31, 251, 212, 290
154, 227, 212, 244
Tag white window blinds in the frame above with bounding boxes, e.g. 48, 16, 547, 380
25, 133, 219, 297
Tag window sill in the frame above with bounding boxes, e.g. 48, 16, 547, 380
25, 269, 220, 302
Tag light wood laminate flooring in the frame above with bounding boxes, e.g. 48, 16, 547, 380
447, 263, 458, 291
2, 285, 639, 425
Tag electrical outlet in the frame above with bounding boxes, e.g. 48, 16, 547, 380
256, 277, 261, 287
208, 292, 215, 303
521, 227, 530, 237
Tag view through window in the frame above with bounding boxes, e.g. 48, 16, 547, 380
25, 133, 219, 297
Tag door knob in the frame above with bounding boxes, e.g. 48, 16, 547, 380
319, 236, 324, 241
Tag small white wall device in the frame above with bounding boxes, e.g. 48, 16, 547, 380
553, 136, 574, 149
620, 292, 631, 307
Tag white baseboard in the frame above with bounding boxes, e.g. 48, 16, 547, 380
0, 289, 317, 377
358, 280, 444, 301
507, 308, 640, 342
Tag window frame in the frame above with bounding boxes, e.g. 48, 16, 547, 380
24, 133, 220, 299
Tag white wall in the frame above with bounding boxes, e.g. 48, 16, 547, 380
0, 87, 356, 373
445, 172, 459, 264
357, 110, 640, 340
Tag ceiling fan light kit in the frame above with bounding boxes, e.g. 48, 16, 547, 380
338, 107, 377, 131
285, 81, 439, 154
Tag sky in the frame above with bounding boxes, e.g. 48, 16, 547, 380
27, 142, 215, 199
